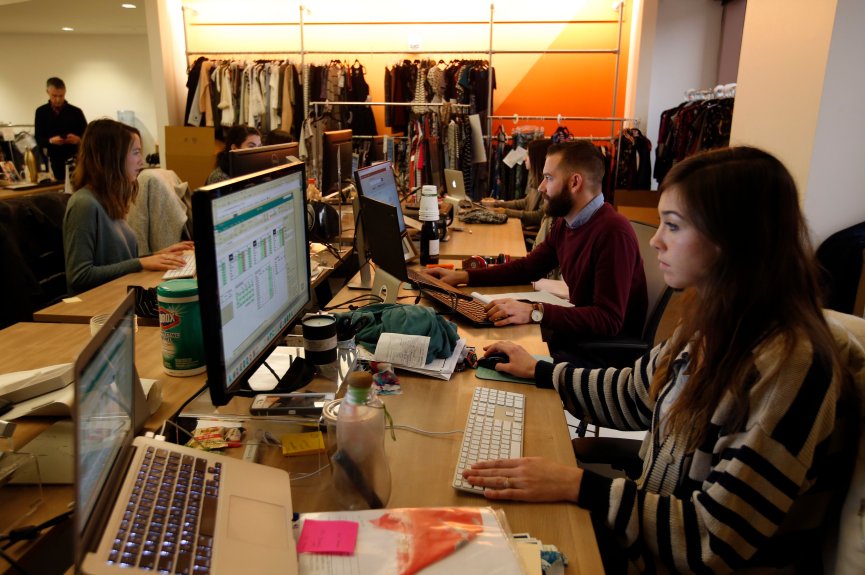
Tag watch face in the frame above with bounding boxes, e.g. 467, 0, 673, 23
531, 309, 542, 323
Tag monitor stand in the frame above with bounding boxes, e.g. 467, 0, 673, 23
371, 266, 404, 304
348, 194, 372, 290
207, 356, 316, 407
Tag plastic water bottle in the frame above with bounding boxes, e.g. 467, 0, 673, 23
306, 177, 321, 202
332, 372, 391, 509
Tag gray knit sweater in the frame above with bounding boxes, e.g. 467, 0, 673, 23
534, 319, 860, 573
63, 187, 142, 294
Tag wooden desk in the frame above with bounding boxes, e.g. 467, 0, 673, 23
177, 281, 602, 573
0, 322, 206, 571
0, 182, 64, 201
340, 209, 528, 261
33, 248, 349, 326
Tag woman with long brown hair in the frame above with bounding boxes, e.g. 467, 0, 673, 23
465, 146, 855, 572
63, 119, 191, 293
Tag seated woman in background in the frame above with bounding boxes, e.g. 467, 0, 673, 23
468, 146, 856, 573
63, 119, 192, 294
493, 138, 553, 238
205, 125, 261, 185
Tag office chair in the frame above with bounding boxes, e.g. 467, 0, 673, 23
569, 221, 674, 478
570, 220, 674, 371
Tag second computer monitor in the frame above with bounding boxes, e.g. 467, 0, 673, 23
228, 142, 300, 178
354, 161, 406, 234
322, 129, 353, 196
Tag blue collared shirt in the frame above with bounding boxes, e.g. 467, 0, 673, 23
565, 193, 605, 229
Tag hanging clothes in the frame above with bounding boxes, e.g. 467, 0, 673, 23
611, 128, 653, 191
653, 96, 734, 185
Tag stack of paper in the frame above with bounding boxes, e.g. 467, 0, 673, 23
295, 507, 524, 575
471, 290, 573, 308
357, 334, 466, 381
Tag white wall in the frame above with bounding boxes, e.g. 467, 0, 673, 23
803, 0, 865, 244
644, 0, 722, 187
0, 33, 158, 156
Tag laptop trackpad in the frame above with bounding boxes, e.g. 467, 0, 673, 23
226, 495, 291, 548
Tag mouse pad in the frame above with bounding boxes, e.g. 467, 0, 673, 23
474, 355, 552, 385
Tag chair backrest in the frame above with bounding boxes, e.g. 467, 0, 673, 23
823, 310, 865, 575
629, 220, 674, 343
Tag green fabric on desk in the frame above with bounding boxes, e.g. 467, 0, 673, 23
335, 303, 459, 364
474, 355, 553, 385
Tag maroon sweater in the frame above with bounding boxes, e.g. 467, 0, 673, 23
467, 203, 647, 338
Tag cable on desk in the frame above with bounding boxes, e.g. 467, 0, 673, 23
290, 462, 331, 482
320, 293, 383, 311
388, 424, 464, 437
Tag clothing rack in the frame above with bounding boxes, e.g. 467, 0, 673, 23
184, 4, 630, 196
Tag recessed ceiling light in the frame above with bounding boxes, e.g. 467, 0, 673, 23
61, 27, 74, 31
121, 3, 137, 7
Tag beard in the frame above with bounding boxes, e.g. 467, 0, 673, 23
545, 192, 572, 218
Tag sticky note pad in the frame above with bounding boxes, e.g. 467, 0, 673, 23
281, 431, 325, 456
297, 519, 358, 555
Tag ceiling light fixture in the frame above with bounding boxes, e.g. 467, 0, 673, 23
61, 27, 74, 31
121, 3, 137, 8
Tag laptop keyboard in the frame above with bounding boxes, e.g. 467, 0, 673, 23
407, 269, 491, 325
162, 253, 196, 280
453, 386, 525, 494
108, 445, 220, 574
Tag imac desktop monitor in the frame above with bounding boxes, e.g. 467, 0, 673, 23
192, 161, 311, 406
321, 129, 353, 196
358, 196, 409, 303
228, 142, 300, 178
354, 161, 406, 234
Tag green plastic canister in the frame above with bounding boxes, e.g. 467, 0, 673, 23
157, 279, 206, 376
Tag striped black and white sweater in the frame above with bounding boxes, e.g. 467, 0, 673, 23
534, 320, 860, 574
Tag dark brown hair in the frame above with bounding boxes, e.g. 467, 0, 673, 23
526, 138, 553, 189
72, 119, 141, 219
651, 146, 841, 450
546, 140, 606, 188
216, 125, 261, 174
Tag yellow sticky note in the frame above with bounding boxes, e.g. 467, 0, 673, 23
281, 431, 325, 457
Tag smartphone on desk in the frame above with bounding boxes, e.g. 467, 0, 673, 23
249, 392, 334, 416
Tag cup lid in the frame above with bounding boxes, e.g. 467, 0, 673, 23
157, 278, 198, 297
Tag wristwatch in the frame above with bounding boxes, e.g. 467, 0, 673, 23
530, 303, 544, 323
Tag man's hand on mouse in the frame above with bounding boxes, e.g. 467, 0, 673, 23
484, 299, 532, 326
482, 342, 538, 379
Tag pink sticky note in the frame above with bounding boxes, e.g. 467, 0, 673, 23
297, 519, 359, 555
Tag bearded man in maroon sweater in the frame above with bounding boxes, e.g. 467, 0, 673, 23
425, 141, 647, 367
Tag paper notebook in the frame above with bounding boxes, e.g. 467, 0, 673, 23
294, 507, 523, 575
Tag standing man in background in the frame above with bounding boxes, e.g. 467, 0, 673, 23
35, 77, 87, 182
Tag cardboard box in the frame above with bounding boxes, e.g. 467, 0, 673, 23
164, 126, 216, 192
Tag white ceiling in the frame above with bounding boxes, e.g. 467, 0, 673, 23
0, 0, 146, 35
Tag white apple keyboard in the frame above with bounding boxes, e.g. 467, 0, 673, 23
162, 252, 196, 279
452, 386, 525, 494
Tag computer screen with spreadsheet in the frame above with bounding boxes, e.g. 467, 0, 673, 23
193, 162, 310, 405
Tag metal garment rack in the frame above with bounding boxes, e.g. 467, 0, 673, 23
488, 113, 640, 193
182, 2, 631, 193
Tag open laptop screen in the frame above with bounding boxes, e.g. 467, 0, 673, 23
75, 293, 136, 539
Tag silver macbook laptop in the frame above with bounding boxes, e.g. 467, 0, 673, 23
75, 291, 298, 574
443, 168, 467, 201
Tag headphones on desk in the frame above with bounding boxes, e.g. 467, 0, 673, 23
306, 200, 340, 243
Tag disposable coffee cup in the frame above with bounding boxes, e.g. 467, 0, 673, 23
302, 314, 338, 365
90, 313, 110, 336
90, 313, 138, 336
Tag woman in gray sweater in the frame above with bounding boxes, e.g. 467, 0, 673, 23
63, 119, 192, 294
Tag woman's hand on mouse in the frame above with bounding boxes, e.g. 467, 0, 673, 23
483, 342, 537, 379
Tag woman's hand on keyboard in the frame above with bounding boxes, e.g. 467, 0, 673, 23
483, 342, 537, 379
463, 457, 583, 503
155, 241, 194, 255
140, 252, 187, 271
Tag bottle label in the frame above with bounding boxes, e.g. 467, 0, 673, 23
429, 239, 440, 256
